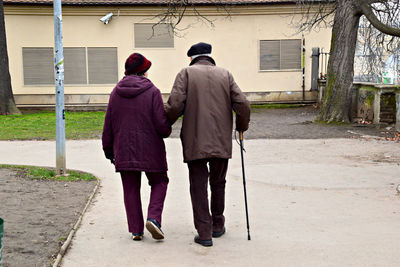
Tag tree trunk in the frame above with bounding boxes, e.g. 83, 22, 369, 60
0, 0, 20, 115
317, 0, 361, 123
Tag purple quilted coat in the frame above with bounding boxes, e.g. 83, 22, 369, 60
102, 75, 171, 172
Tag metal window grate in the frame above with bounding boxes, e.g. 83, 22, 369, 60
281, 39, 301, 70
22, 47, 54, 85
134, 23, 174, 48
88, 47, 118, 84
23, 47, 118, 85
260, 39, 301, 71
64, 47, 87, 85
260, 40, 280, 70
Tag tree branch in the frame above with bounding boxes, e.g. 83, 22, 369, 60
147, 0, 231, 37
292, 0, 336, 33
358, 0, 400, 36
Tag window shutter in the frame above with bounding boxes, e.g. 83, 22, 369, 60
134, 23, 174, 48
88, 47, 118, 84
281, 39, 301, 70
22, 47, 54, 85
260, 40, 280, 70
64, 47, 87, 84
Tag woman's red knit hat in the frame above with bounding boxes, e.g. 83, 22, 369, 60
124, 53, 152, 75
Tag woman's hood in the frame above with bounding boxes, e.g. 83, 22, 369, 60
115, 75, 153, 98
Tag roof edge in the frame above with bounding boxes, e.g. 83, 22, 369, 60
3, 1, 298, 6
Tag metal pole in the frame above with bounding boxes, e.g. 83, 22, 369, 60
239, 131, 251, 241
302, 36, 305, 101
311, 47, 320, 91
321, 48, 324, 79
54, 0, 66, 175
396, 53, 399, 85
325, 52, 328, 79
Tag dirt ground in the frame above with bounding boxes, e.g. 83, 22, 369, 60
170, 106, 399, 139
0, 106, 398, 266
0, 169, 96, 267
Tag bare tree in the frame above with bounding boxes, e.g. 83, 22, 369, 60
296, 0, 400, 123
356, 14, 400, 84
0, 0, 19, 115
149, 0, 233, 37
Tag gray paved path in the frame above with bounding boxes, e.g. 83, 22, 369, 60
1, 139, 400, 266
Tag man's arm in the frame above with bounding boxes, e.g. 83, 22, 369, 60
166, 69, 188, 125
152, 89, 172, 138
229, 73, 250, 132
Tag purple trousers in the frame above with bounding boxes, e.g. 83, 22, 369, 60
120, 171, 169, 234
187, 158, 228, 240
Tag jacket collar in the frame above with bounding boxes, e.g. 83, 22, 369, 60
189, 56, 216, 66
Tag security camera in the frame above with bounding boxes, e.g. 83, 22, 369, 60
100, 12, 113, 24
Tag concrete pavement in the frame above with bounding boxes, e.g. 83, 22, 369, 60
1, 138, 400, 266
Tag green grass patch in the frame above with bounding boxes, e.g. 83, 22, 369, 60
0, 164, 97, 182
250, 103, 306, 109
0, 111, 105, 140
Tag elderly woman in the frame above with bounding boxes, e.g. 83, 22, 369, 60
102, 53, 171, 241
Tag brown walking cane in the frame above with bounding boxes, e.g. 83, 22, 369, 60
239, 131, 251, 240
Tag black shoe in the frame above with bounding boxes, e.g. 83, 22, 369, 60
194, 235, 213, 247
212, 227, 226, 238
146, 219, 164, 240
132, 232, 143, 241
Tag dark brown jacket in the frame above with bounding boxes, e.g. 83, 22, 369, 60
166, 57, 250, 162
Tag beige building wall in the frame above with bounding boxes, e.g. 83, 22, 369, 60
4, 5, 332, 104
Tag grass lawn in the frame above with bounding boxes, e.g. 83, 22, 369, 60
0, 164, 97, 182
0, 111, 105, 140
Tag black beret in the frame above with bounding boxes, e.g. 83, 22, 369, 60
187, 42, 212, 57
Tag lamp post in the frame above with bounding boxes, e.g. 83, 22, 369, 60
53, 0, 66, 175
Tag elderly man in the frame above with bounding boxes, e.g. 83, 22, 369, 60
166, 42, 250, 247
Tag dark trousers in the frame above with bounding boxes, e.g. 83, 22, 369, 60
120, 171, 169, 234
187, 158, 228, 240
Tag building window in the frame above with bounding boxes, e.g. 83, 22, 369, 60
22, 47, 118, 85
134, 23, 174, 48
23, 47, 54, 85
260, 39, 301, 71
88, 47, 118, 84
64, 47, 87, 84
